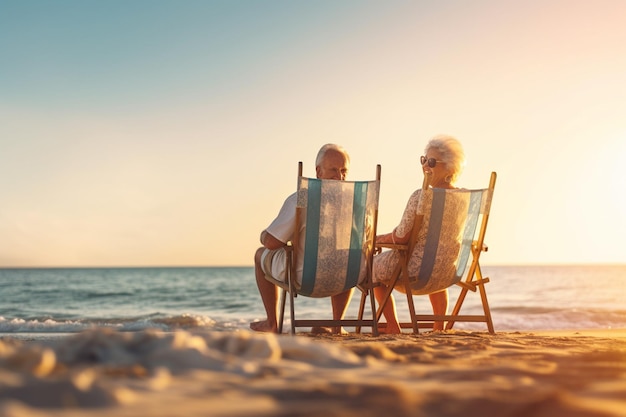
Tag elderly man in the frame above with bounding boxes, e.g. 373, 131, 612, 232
250, 144, 353, 334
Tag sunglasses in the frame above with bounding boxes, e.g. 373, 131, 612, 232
420, 155, 445, 168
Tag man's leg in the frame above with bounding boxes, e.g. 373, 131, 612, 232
250, 247, 279, 333
310, 288, 355, 335
330, 288, 355, 335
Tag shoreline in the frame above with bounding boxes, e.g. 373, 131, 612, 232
3, 327, 626, 343
1, 328, 625, 417
3, 326, 626, 335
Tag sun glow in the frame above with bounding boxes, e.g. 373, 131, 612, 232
2, 1, 626, 266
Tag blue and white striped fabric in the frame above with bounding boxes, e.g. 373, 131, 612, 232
409, 187, 493, 294
296, 178, 379, 297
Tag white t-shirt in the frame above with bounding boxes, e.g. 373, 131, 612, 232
265, 192, 297, 243
262, 192, 305, 283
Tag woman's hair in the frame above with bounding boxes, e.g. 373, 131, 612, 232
425, 134, 466, 185
315, 143, 350, 167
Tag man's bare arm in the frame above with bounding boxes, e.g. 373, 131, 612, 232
260, 230, 286, 250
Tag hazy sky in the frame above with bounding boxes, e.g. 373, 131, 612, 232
1, 0, 625, 267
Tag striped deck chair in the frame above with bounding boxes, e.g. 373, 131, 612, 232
373, 171, 497, 334
277, 162, 381, 335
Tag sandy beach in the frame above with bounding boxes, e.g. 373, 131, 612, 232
1, 328, 625, 417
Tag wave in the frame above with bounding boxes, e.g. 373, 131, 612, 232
0, 314, 219, 334
3, 310, 626, 336
83, 290, 137, 298
3, 306, 626, 336
483, 307, 626, 331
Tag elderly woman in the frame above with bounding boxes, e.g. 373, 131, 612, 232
373, 134, 466, 334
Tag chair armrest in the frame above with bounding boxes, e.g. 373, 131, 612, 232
376, 243, 408, 251
472, 241, 488, 252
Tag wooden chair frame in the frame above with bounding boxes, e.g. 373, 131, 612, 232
277, 162, 381, 335
373, 172, 497, 334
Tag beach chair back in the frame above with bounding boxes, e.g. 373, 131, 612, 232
407, 185, 494, 294
279, 162, 381, 335
294, 176, 379, 297
373, 171, 497, 334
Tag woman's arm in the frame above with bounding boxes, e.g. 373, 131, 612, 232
376, 230, 410, 245
376, 189, 419, 246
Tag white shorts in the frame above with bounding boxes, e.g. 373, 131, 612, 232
260, 247, 288, 282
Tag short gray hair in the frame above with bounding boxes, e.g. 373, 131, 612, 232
315, 143, 350, 167
425, 134, 465, 185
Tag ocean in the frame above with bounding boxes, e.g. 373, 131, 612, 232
1, 265, 625, 338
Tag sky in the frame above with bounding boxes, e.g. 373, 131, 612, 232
1, 0, 625, 267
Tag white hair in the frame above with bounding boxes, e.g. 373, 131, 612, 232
425, 134, 466, 184
315, 143, 350, 167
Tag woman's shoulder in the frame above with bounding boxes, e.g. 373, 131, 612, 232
405, 188, 428, 210
408, 188, 422, 199
401, 188, 420, 207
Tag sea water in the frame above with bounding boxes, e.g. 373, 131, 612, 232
1, 265, 625, 338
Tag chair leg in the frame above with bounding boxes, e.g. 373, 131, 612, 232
397, 264, 419, 334
478, 282, 495, 333
356, 288, 367, 334
289, 286, 296, 335
474, 263, 495, 333
446, 262, 495, 334
369, 286, 379, 336
404, 282, 419, 334
278, 288, 286, 334
358, 285, 380, 336
446, 249, 479, 330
